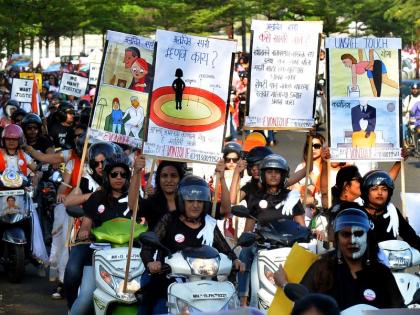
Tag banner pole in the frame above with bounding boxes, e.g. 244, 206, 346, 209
211, 173, 221, 218
303, 135, 313, 208
400, 159, 407, 218
123, 150, 143, 293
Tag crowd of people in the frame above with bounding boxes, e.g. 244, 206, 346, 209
0, 57, 418, 315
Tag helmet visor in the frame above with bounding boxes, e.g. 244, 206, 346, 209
179, 185, 211, 202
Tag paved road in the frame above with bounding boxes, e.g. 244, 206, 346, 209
1, 130, 418, 315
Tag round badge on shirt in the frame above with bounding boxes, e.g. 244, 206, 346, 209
97, 204, 105, 214
18, 159, 24, 166
174, 234, 185, 243
259, 200, 268, 209
363, 289, 376, 301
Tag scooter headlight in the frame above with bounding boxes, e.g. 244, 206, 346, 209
261, 264, 277, 293
385, 249, 412, 270
99, 265, 140, 301
186, 257, 219, 276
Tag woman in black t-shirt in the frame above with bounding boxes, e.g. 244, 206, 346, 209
139, 175, 244, 314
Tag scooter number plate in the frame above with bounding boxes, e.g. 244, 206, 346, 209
191, 293, 228, 300
107, 253, 141, 261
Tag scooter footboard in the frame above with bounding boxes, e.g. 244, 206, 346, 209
167, 280, 237, 313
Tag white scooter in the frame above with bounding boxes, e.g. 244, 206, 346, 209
139, 231, 254, 313
378, 240, 420, 307
232, 205, 318, 310
65, 209, 147, 315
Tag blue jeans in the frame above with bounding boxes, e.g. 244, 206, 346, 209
69, 266, 95, 315
267, 130, 275, 143
64, 243, 93, 311
237, 245, 257, 298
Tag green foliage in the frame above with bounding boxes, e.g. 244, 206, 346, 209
0, 0, 418, 56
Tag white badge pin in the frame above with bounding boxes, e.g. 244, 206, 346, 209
97, 204, 105, 214
174, 234, 185, 243
363, 289, 376, 301
259, 200, 268, 209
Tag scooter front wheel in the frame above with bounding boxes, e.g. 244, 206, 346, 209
6, 244, 25, 283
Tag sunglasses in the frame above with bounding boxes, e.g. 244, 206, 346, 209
312, 143, 322, 149
25, 126, 38, 130
110, 171, 129, 179
225, 157, 239, 163
93, 160, 104, 168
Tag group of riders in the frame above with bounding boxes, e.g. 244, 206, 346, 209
0, 66, 418, 315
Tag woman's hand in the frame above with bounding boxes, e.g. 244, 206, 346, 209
56, 193, 66, 203
78, 229, 90, 241
234, 159, 247, 174
215, 159, 226, 178
233, 259, 246, 272
273, 264, 288, 288
147, 261, 162, 273
133, 154, 145, 173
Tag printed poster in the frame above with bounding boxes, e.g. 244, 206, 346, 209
245, 20, 322, 129
143, 30, 236, 164
90, 30, 155, 148
11, 78, 33, 103
326, 37, 401, 161
59, 73, 89, 97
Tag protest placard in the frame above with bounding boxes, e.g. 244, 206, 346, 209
90, 30, 155, 148
59, 73, 88, 97
11, 78, 33, 103
326, 37, 401, 161
142, 30, 236, 164
89, 63, 100, 85
245, 20, 322, 130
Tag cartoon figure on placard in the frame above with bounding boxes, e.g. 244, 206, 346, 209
2, 196, 21, 215
122, 96, 144, 139
172, 68, 185, 110
110, 46, 141, 88
104, 97, 125, 134
341, 49, 398, 97
351, 99, 376, 147
129, 57, 149, 93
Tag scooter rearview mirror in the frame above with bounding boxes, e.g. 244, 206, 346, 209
231, 205, 251, 218
284, 283, 309, 302
66, 205, 85, 218
236, 232, 256, 248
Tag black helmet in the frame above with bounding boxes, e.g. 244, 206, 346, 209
259, 154, 290, 187
22, 113, 42, 127
223, 141, 242, 157
177, 175, 211, 217
57, 101, 75, 122
361, 170, 394, 205
102, 153, 130, 192
88, 142, 123, 171
246, 146, 273, 165
3, 100, 20, 118
11, 108, 27, 124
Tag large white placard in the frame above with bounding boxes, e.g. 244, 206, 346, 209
143, 30, 236, 164
245, 20, 322, 129
11, 78, 33, 103
59, 73, 89, 97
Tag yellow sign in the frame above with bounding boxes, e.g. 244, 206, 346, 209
19, 72, 42, 89
268, 243, 318, 315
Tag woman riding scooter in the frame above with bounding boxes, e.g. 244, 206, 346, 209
139, 175, 244, 314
